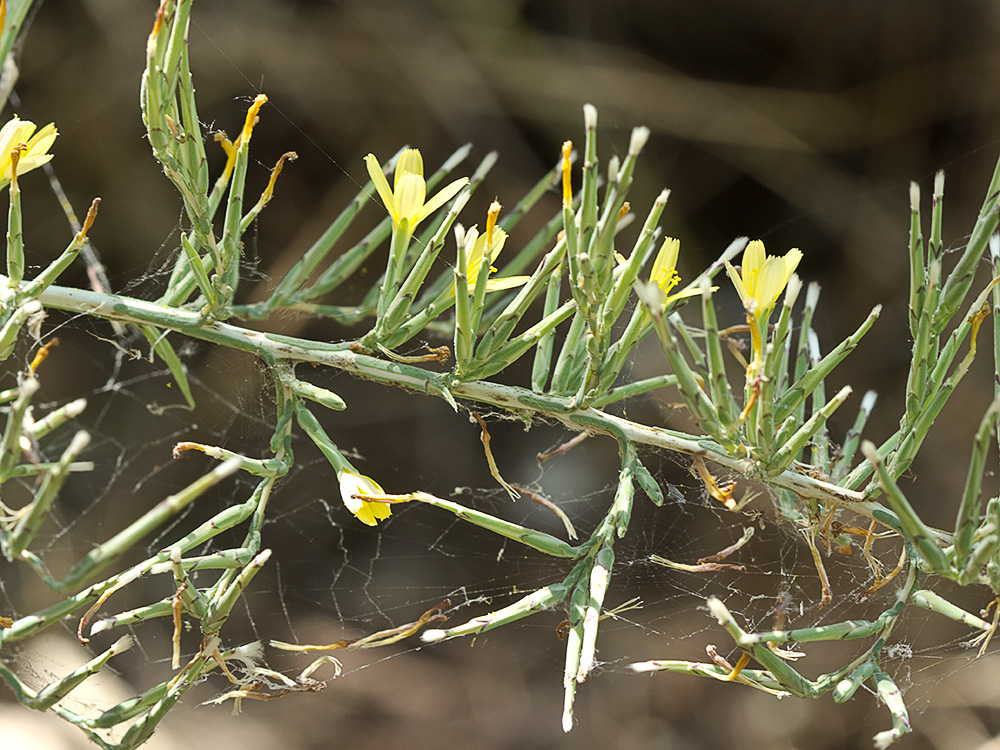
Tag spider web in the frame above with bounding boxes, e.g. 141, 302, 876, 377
5, 294, 998, 750
4, 5, 1000, 750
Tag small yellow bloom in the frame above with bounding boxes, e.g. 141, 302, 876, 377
338, 468, 392, 526
617, 237, 703, 307
364, 149, 468, 233
0, 117, 56, 186
725, 240, 802, 321
650, 237, 683, 297
726, 240, 802, 377
459, 224, 530, 292
457, 201, 529, 293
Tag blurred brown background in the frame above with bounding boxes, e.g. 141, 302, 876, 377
5, 1, 1000, 749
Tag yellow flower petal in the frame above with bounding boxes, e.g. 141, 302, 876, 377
756, 257, 787, 311
485, 275, 531, 292
394, 172, 427, 224
395, 149, 423, 187
724, 259, 751, 309
415, 177, 467, 225
743, 239, 766, 278
664, 286, 707, 303
365, 153, 397, 221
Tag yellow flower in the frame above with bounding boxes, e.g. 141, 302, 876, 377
617, 237, 703, 307
364, 149, 468, 233
725, 240, 802, 377
459, 224, 529, 292
338, 467, 392, 526
0, 117, 56, 186
649, 237, 705, 306
725, 240, 802, 322
649, 237, 681, 293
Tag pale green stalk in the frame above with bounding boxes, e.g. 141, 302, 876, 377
454, 224, 474, 369
7, 429, 90, 556
260, 175, 379, 310
936, 148, 1000, 331
5, 155, 22, 286
421, 580, 572, 642
531, 259, 564, 392
139, 325, 195, 408
699, 278, 739, 424
952, 399, 1000, 564
834, 661, 877, 703
872, 669, 910, 749
862, 441, 951, 573
33, 637, 134, 711
475, 238, 567, 360
461, 300, 576, 382
380, 189, 470, 336
202, 549, 272, 633
590, 374, 679, 408
992, 235, 1000, 438
767, 385, 852, 476
550, 313, 587, 395
57, 457, 242, 591
907, 180, 927, 336
773, 304, 881, 423
0, 373, 35, 478
644, 288, 724, 438
911, 589, 992, 631
216, 100, 257, 304
561, 572, 587, 732
830, 389, 877, 482
410, 491, 580, 558
887, 278, 996, 479
178, 231, 217, 308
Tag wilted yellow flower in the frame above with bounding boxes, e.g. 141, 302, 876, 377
364, 149, 468, 233
725, 240, 802, 322
338, 467, 391, 526
0, 117, 56, 186
561, 140, 573, 207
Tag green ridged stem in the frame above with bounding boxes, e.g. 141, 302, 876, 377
57, 457, 242, 592
862, 441, 951, 574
